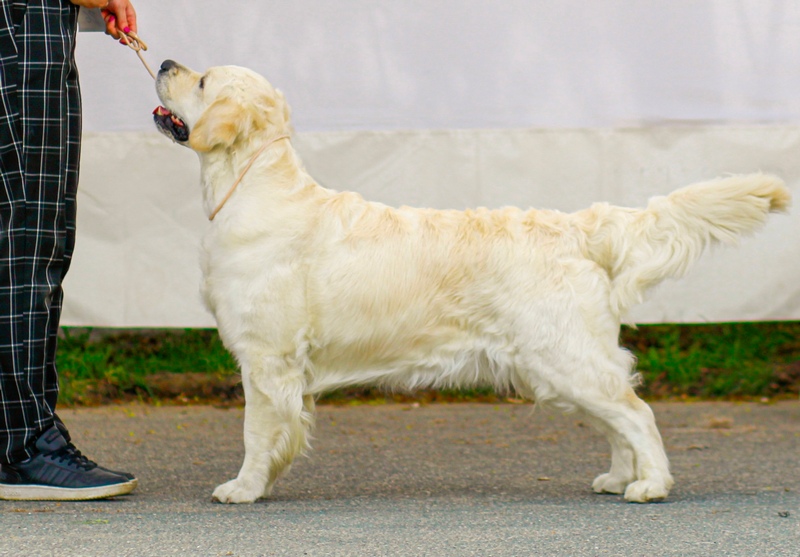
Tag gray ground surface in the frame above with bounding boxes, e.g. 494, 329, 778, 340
2, 401, 799, 557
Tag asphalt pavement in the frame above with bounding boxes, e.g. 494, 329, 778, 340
2, 400, 799, 557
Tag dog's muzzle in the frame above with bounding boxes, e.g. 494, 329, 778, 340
153, 60, 190, 143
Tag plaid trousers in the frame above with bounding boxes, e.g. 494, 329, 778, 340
0, 0, 80, 464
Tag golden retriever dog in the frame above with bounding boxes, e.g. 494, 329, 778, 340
153, 60, 791, 504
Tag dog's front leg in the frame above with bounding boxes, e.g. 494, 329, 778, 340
212, 372, 274, 503
212, 358, 312, 504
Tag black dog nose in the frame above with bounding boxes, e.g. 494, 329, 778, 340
159, 59, 179, 73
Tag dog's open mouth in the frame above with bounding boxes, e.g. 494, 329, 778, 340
153, 106, 189, 143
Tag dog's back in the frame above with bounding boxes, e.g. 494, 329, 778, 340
294, 174, 790, 400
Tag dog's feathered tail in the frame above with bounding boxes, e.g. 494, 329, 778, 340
576, 173, 791, 316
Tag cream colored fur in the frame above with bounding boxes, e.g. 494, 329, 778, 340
154, 62, 791, 504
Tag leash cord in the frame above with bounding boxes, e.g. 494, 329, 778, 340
208, 135, 291, 221
118, 29, 156, 80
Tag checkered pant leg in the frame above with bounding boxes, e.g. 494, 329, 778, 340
0, 0, 80, 464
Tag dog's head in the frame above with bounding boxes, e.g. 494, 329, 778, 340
154, 60, 291, 152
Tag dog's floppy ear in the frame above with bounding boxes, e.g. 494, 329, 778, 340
189, 93, 269, 152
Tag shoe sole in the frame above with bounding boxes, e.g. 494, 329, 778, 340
0, 478, 137, 501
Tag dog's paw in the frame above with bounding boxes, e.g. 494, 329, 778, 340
623, 479, 670, 503
591, 473, 630, 495
212, 479, 262, 504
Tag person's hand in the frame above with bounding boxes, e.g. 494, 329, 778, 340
70, 0, 110, 7
100, 0, 137, 42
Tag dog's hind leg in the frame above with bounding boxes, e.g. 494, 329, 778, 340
212, 356, 313, 504
523, 339, 672, 502
577, 389, 673, 502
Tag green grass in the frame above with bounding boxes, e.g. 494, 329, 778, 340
621, 322, 800, 399
55, 322, 800, 405
56, 328, 236, 405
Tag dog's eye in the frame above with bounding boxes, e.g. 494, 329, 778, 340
199, 76, 206, 89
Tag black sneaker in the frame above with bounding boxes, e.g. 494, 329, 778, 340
52, 419, 136, 482
0, 425, 137, 501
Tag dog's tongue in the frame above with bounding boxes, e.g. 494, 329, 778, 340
153, 106, 185, 127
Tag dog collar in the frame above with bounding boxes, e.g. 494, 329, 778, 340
208, 134, 291, 221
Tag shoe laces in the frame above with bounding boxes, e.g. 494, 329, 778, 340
50, 443, 99, 471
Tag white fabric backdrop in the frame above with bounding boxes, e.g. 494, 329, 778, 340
64, 1, 800, 326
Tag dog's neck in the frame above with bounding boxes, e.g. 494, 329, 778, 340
207, 135, 290, 221
197, 134, 301, 221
